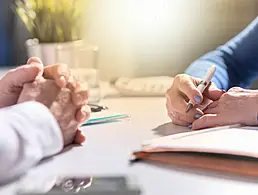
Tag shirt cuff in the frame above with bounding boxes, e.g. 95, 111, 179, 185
7, 101, 64, 158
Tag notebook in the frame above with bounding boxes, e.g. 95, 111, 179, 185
131, 125, 258, 177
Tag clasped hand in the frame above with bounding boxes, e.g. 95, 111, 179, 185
0, 57, 90, 146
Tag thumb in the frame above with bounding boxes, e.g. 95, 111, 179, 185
204, 83, 225, 101
27, 57, 44, 80
27, 57, 43, 65
3, 60, 43, 87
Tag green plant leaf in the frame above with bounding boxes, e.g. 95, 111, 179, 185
14, 0, 91, 43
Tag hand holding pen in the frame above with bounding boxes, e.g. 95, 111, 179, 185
165, 65, 225, 128
185, 66, 216, 113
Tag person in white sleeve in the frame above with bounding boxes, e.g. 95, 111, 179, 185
0, 57, 90, 185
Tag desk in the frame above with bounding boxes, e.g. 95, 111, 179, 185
3, 97, 258, 195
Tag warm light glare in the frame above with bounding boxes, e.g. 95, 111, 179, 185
84, 0, 258, 80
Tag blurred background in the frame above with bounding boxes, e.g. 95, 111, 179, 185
1, 0, 258, 97
85, 0, 258, 81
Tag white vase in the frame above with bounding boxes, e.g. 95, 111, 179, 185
25, 39, 84, 66
25, 39, 101, 103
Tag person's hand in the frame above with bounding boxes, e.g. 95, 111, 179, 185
0, 57, 88, 123
0, 59, 43, 108
192, 87, 258, 130
17, 77, 90, 146
166, 74, 224, 127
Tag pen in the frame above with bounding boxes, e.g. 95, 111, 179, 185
185, 65, 216, 113
88, 104, 108, 112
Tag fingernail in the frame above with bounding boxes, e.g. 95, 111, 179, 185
60, 75, 66, 81
188, 124, 192, 129
194, 113, 202, 119
194, 95, 201, 103
59, 76, 66, 87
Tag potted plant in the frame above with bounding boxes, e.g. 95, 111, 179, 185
14, 0, 90, 65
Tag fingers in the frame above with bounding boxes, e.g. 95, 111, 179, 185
192, 114, 223, 130
4, 62, 43, 87
204, 83, 225, 101
43, 63, 70, 88
205, 100, 219, 110
169, 113, 190, 126
76, 105, 91, 123
74, 130, 86, 144
166, 91, 205, 127
174, 107, 204, 123
192, 102, 220, 130
167, 94, 204, 127
166, 92, 188, 114
176, 75, 203, 105
196, 95, 212, 110
27, 57, 43, 65
170, 107, 204, 125
69, 105, 90, 145
67, 77, 89, 106
27, 57, 44, 80
166, 75, 204, 119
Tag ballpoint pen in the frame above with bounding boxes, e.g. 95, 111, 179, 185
88, 103, 108, 112
185, 65, 216, 113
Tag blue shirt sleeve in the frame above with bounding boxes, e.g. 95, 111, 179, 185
185, 16, 258, 90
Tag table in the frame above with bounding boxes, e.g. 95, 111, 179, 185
2, 97, 258, 195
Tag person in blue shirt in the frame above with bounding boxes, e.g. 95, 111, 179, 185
166, 17, 258, 130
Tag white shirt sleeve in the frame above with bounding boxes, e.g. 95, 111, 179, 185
0, 101, 63, 185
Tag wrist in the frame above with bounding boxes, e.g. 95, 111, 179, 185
244, 92, 258, 125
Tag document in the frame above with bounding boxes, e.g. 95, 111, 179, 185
131, 125, 258, 177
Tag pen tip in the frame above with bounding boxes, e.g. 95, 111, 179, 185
186, 103, 193, 113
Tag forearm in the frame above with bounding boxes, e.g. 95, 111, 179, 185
186, 17, 258, 90
0, 101, 63, 185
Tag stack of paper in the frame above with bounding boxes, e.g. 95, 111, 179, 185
131, 125, 258, 177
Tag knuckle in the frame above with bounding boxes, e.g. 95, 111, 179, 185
228, 87, 242, 92
222, 92, 232, 99
58, 89, 72, 104
167, 112, 173, 120
171, 111, 186, 122
172, 112, 180, 120
81, 91, 89, 102
174, 74, 185, 84
174, 74, 182, 81
171, 118, 181, 126
58, 63, 70, 76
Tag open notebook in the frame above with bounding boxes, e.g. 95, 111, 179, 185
131, 125, 258, 177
